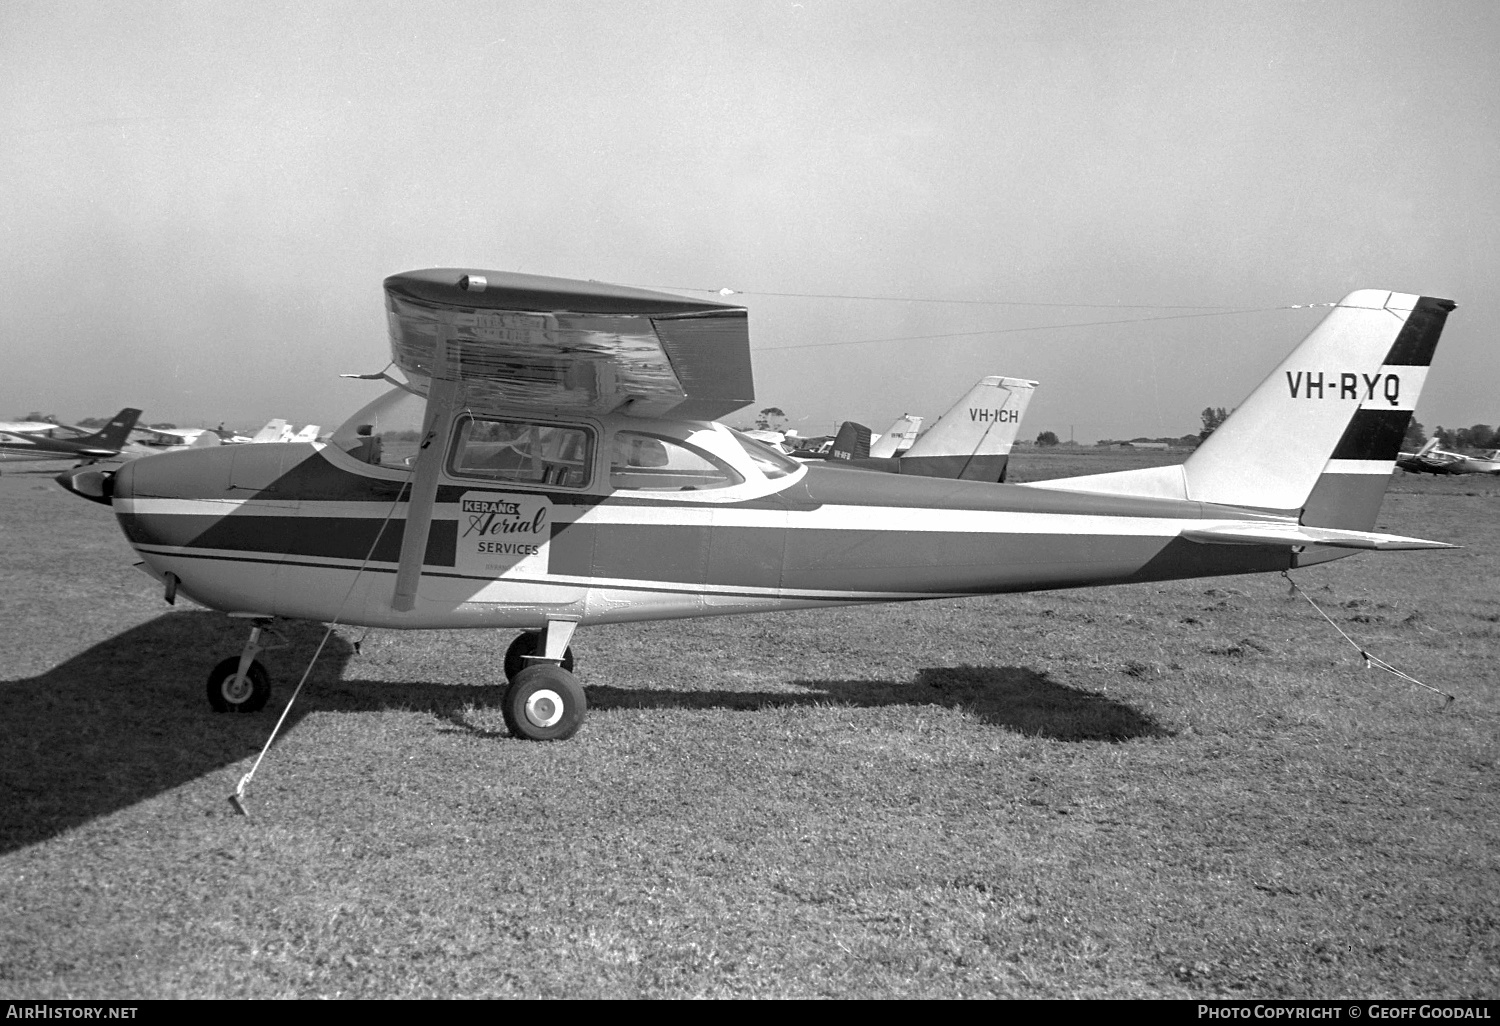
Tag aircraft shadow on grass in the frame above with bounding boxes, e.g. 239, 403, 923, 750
1, 613, 1167, 853
408, 666, 1172, 745
576, 666, 1173, 743
0, 612, 352, 855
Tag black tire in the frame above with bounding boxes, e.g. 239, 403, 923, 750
503, 631, 575, 683
206, 656, 271, 714
502, 664, 587, 741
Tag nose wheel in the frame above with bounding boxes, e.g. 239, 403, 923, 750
206, 619, 278, 713
207, 656, 271, 713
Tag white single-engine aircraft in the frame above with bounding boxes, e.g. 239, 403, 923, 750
65, 271, 1455, 741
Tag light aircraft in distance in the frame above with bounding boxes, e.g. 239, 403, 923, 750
0, 408, 141, 463
220, 419, 294, 444
1396, 438, 1500, 476
129, 425, 222, 453
806, 376, 1038, 482
67, 272, 1455, 742
867, 414, 923, 459
769, 413, 923, 459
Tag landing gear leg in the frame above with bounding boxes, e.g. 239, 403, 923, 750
502, 620, 585, 741
503, 626, 575, 683
207, 620, 273, 713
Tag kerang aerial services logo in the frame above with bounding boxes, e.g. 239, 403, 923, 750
457, 491, 550, 577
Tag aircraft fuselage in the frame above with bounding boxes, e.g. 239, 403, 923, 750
111, 419, 1313, 631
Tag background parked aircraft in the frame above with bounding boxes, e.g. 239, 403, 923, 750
1396, 439, 1500, 475
0, 408, 141, 463
220, 419, 294, 444
867, 415, 923, 459
128, 425, 221, 452
803, 376, 1038, 482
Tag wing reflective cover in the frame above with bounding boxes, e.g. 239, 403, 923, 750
384, 269, 754, 420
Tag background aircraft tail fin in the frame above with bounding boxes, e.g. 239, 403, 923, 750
1028, 291, 1453, 528
250, 419, 291, 443
84, 408, 142, 449
901, 376, 1038, 482
828, 421, 871, 462
867, 415, 922, 458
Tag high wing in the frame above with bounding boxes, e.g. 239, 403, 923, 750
383, 269, 753, 420
383, 269, 755, 611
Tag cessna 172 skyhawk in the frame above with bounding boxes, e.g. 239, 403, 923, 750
68, 271, 1454, 741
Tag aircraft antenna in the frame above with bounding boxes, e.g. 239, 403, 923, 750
229, 477, 413, 816
1280, 571, 1455, 708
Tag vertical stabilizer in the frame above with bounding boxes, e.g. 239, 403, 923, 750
1027, 291, 1453, 528
83, 408, 143, 450
868, 415, 922, 458
828, 421, 872, 462
900, 376, 1038, 482
1191, 291, 1450, 523
251, 419, 292, 443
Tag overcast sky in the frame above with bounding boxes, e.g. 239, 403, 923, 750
3, 0, 1496, 441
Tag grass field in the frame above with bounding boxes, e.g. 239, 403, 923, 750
1, 451, 1497, 998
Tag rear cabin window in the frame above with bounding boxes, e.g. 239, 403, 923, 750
449, 417, 593, 489
609, 432, 742, 491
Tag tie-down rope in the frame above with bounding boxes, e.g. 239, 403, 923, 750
229, 477, 412, 815
1281, 571, 1454, 708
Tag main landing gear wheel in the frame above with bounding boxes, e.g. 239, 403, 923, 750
503, 631, 575, 683
207, 657, 271, 714
502, 664, 587, 741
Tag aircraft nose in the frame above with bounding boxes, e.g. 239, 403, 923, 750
112, 445, 234, 501
108, 446, 239, 552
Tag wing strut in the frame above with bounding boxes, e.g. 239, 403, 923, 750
392, 321, 460, 612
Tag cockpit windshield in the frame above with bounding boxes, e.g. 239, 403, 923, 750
329, 386, 427, 468
729, 428, 801, 480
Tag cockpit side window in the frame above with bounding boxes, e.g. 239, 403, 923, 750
610, 431, 743, 491
449, 416, 594, 489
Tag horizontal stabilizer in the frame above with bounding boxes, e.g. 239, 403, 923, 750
1181, 522, 1456, 551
